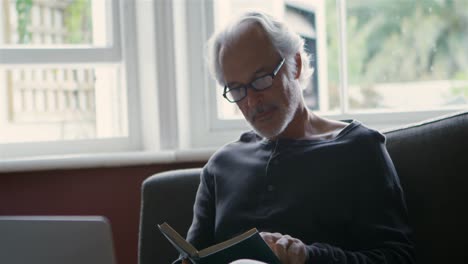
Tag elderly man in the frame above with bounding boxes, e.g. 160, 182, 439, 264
178, 11, 414, 264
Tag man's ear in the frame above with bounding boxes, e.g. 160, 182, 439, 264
294, 52, 302, 79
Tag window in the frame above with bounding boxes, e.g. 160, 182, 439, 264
186, 0, 467, 149
1, 0, 466, 160
0, 0, 139, 158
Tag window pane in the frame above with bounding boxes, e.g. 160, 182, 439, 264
214, 0, 336, 119
0, 65, 127, 143
0, 0, 109, 46
347, 0, 468, 111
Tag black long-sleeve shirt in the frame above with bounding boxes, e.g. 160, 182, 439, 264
185, 120, 414, 263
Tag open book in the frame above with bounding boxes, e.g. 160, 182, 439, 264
158, 222, 281, 264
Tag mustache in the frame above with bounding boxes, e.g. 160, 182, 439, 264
249, 104, 277, 121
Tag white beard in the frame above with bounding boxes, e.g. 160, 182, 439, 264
251, 78, 303, 139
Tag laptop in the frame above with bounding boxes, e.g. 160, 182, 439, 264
0, 216, 117, 264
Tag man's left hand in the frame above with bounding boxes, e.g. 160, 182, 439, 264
260, 232, 309, 264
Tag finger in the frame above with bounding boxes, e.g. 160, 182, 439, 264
260, 232, 282, 246
271, 232, 283, 240
260, 232, 276, 248
274, 235, 293, 264
280, 235, 295, 250
287, 241, 308, 264
286, 243, 301, 263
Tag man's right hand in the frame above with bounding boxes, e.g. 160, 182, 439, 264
260, 232, 309, 264
181, 259, 190, 264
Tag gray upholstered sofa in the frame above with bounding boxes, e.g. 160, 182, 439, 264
139, 111, 468, 264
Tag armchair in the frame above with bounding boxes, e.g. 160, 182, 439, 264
139, 111, 468, 264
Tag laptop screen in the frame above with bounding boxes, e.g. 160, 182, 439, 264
0, 216, 117, 264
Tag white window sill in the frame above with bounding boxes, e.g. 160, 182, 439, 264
0, 148, 215, 173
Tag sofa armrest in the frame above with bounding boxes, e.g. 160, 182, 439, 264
139, 168, 201, 264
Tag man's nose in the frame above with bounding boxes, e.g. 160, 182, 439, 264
245, 87, 263, 107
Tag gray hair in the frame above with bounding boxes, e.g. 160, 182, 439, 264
206, 11, 313, 88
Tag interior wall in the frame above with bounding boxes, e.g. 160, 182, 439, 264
0, 161, 206, 264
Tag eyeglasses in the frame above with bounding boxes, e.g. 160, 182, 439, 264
223, 58, 285, 103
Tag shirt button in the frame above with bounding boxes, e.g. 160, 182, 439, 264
267, 185, 275, 192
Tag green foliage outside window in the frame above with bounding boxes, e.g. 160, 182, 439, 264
326, 0, 468, 109
64, 0, 93, 44
15, 0, 92, 44
16, 0, 32, 43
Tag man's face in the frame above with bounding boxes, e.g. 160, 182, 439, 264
220, 24, 302, 138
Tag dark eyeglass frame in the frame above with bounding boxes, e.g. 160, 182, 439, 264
223, 58, 286, 103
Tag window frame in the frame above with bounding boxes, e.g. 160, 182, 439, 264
0, 0, 143, 159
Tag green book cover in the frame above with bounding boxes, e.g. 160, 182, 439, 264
158, 222, 281, 264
